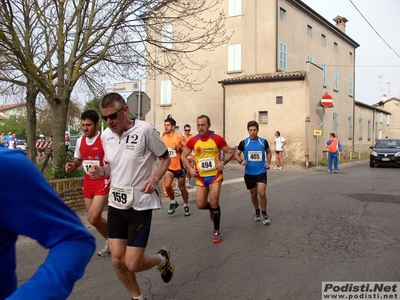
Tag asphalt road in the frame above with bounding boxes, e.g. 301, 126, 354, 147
15, 161, 400, 300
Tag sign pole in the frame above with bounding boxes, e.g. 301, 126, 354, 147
315, 119, 326, 166
137, 81, 142, 120
317, 93, 332, 166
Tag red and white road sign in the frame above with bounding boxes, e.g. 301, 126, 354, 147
321, 93, 333, 108
36, 141, 52, 148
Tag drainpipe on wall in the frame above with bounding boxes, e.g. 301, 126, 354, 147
305, 116, 310, 167
221, 83, 226, 139
153, 46, 157, 129
275, 0, 279, 72
372, 109, 375, 145
352, 51, 356, 152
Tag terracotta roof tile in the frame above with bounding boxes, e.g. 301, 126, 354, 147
0, 103, 24, 112
218, 71, 307, 84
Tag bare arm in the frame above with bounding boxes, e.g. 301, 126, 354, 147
140, 154, 171, 194
216, 144, 234, 171
266, 148, 272, 170
222, 144, 234, 163
181, 146, 192, 170
234, 148, 244, 166
178, 133, 187, 148
151, 155, 170, 183
65, 157, 82, 172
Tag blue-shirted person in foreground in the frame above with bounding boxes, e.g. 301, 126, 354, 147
0, 147, 96, 300
234, 120, 272, 225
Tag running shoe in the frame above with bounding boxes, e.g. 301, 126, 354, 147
273, 166, 278, 170
167, 202, 179, 214
254, 212, 261, 221
156, 247, 174, 283
131, 297, 147, 300
334, 170, 338, 173
98, 240, 110, 256
212, 231, 222, 243
184, 206, 191, 216
327, 170, 331, 173
262, 213, 270, 225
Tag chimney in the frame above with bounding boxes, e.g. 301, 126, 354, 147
382, 94, 387, 101
333, 15, 348, 33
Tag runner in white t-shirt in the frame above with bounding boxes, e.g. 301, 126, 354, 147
88, 93, 173, 300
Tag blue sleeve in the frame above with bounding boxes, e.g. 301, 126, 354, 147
326, 140, 332, 146
338, 140, 343, 152
0, 149, 95, 300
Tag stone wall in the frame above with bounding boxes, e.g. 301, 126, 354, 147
49, 177, 85, 212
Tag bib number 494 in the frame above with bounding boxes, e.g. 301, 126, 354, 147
198, 158, 216, 171
201, 161, 213, 169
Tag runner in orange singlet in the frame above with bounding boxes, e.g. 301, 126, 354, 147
162, 117, 190, 216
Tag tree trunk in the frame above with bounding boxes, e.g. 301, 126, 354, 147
25, 82, 39, 162
50, 99, 69, 175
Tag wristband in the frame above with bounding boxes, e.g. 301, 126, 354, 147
238, 160, 243, 164
223, 160, 228, 165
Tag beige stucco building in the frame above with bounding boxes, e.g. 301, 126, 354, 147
144, 0, 395, 166
372, 97, 400, 138
354, 101, 391, 152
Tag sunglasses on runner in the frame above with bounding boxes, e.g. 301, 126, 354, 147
101, 107, 124, 121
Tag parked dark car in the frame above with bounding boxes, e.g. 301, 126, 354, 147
369, 138, 400, 167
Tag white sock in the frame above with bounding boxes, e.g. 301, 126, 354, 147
158, 253, 166, 266
171, 200, 177, 204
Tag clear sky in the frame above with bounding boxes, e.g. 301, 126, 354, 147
302, 0, 400, 105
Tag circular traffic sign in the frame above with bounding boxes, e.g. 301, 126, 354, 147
321, 93, 333, 108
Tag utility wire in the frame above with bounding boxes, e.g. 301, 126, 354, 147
349, 0, 400, 58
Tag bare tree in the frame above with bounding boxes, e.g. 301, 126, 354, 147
0, 0, 229, 173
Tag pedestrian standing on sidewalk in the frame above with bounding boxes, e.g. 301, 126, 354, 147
36, 134, 46, 161
65, 131, 71, 152
235, 120, 272, 225
65, 110, 110, 256
274, 131, 286, 170
181, 115, 234, 243
89, 92, 173, 300
326, 132, 343, 173
162, 117, 190, 216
